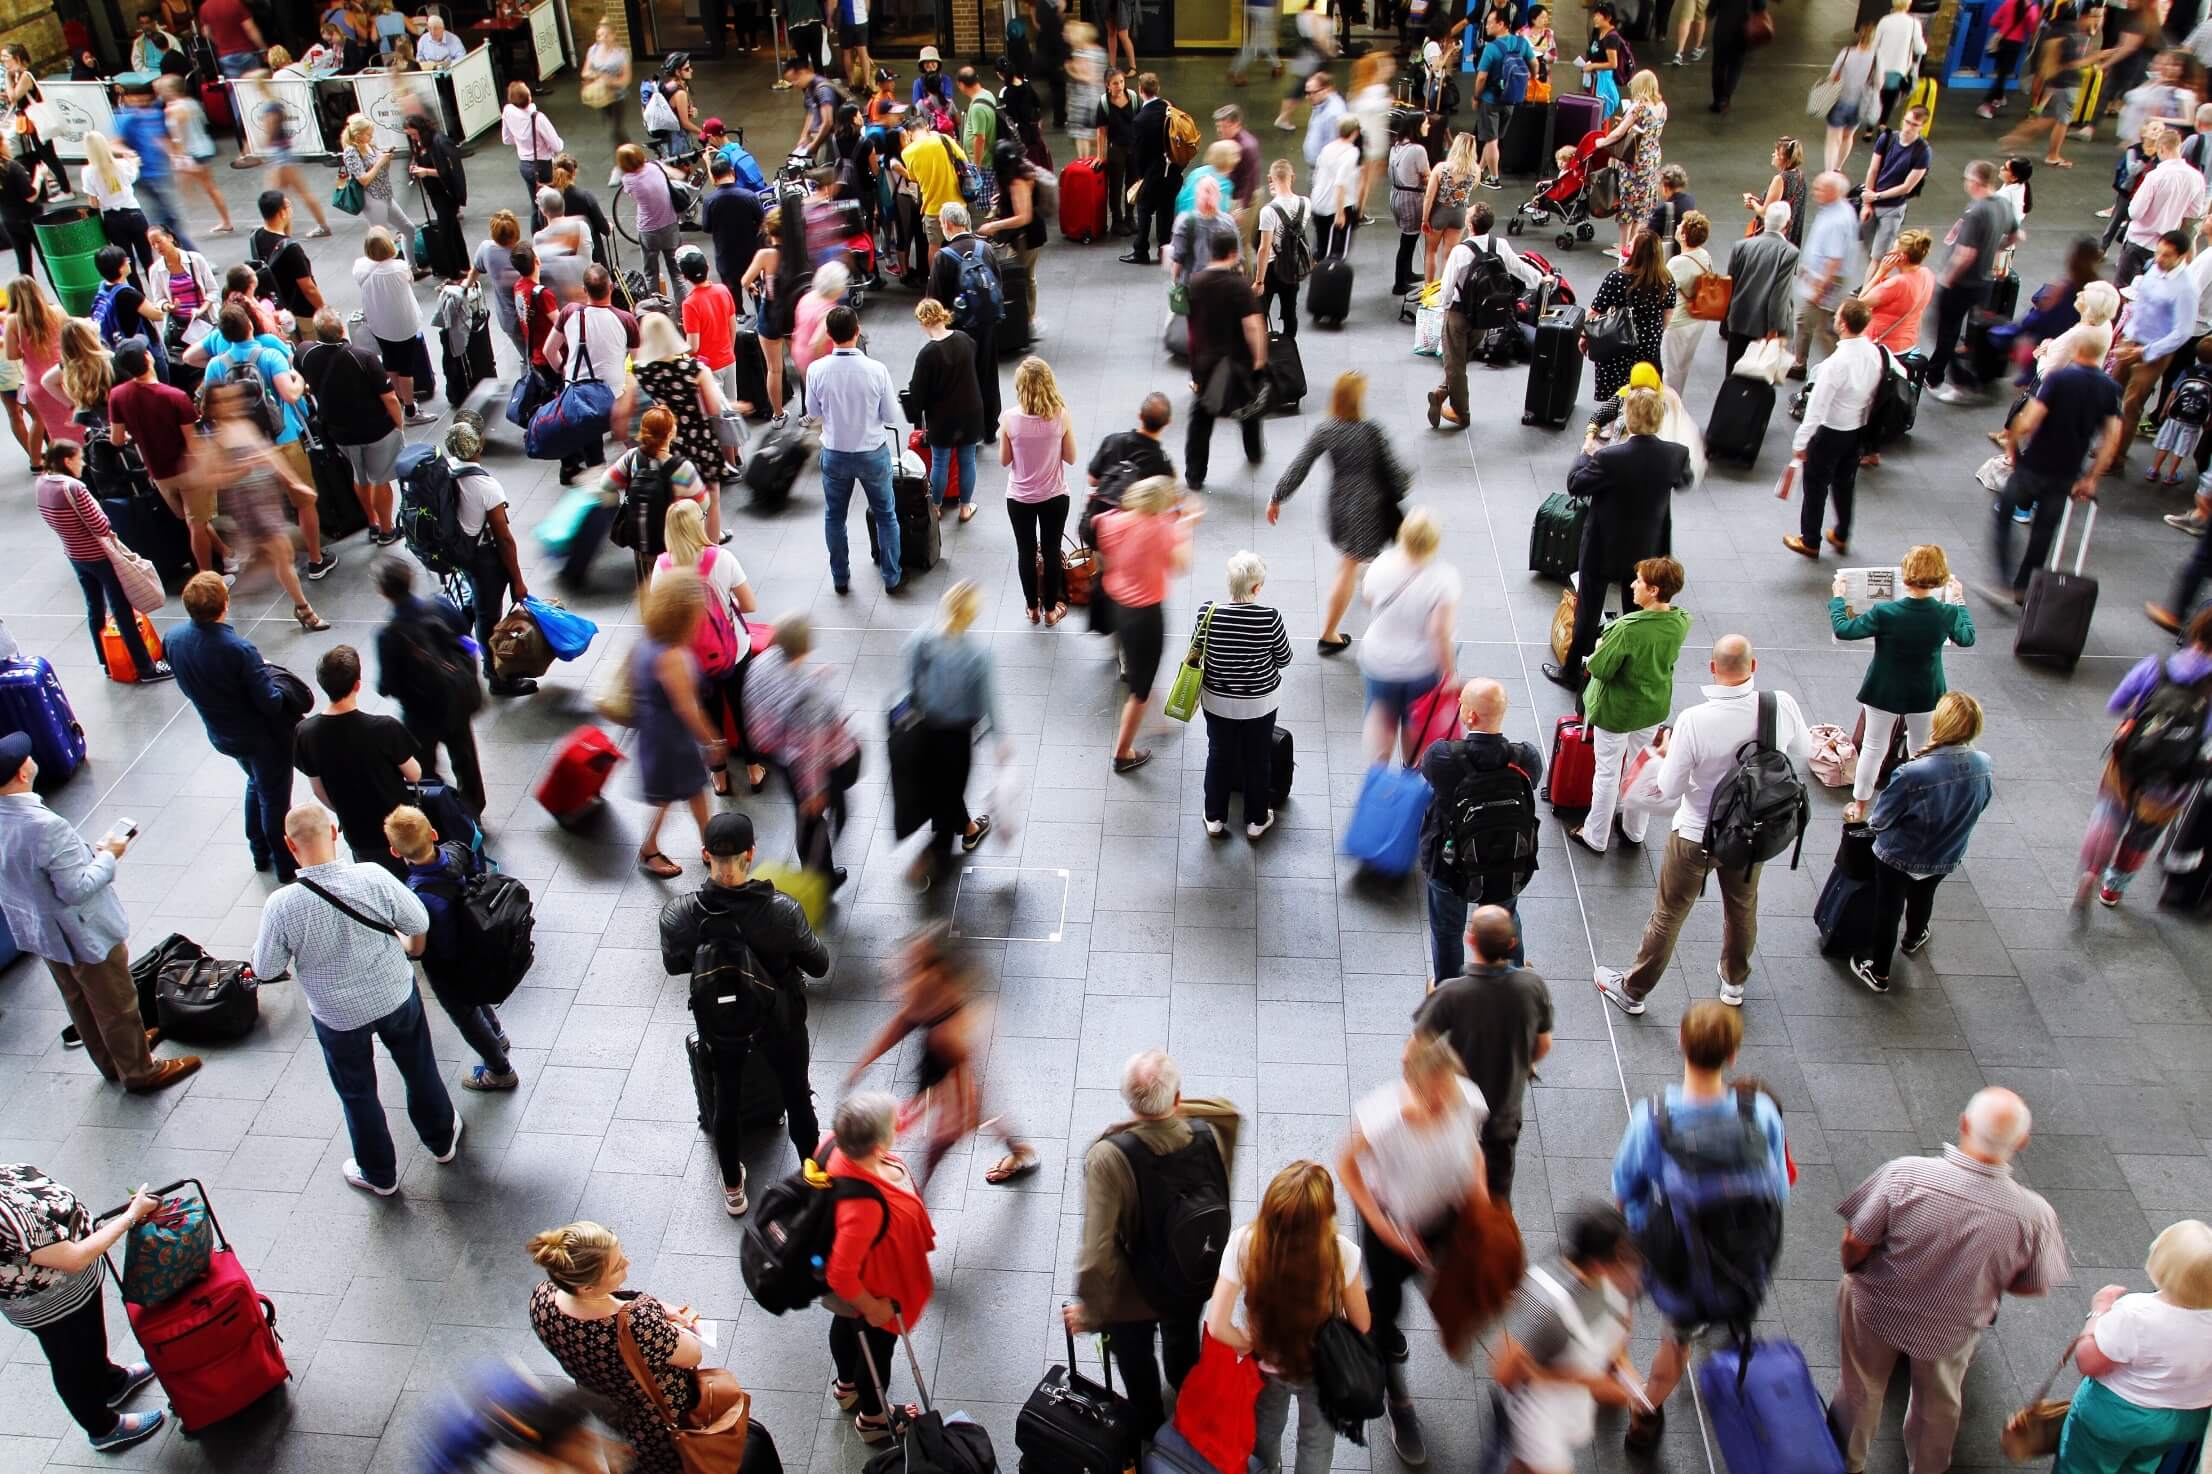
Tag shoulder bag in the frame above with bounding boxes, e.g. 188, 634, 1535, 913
1585, 299, 1636, 361
1163, 604, 1213, 723
1686, 259, 1733, 322
2000, 1331, 2079, 1462
64, 486, 165, 615
294, 874, 402, 937
615, 1301, 753, 1474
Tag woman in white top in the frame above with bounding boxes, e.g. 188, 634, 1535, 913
653, 498, 764, 795
1869, 0, 1926, 132
1821, 25, 1882, 173
1661, 209, 1716, 397
158, 76, 232, 235
1310, 115, 1365, 262
582, 22, 633, 155
1205, 1160, 1372, 1474
2052, 1221, 2212, 1474
81, 136, 151, 276
534, 187, 595, 302
339, 114, 423, 275
1355, 507, 1460, 763
352, 227, 436, 424
502, 81, 565, 231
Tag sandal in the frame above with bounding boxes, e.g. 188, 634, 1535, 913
295, 604, 330, 632
1044, 602, 1067, 626
831, 1379, 860, 1411
637, 851, 683, 878
856, 1406, 919, 1444
957, 503, 977, 523
748, 764, 769, 793
985, 1145, 1041, 1184
710, 763, 732, 798
1028, 606, 1042, 625
2044, 155, 2074, 167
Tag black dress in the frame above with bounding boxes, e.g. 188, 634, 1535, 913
1588, 270, 1677, 399
907, 331, 986, 447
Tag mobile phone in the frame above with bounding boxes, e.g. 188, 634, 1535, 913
107, 819, 139, 845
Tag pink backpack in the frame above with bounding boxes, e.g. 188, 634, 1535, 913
658, 547, 740, 676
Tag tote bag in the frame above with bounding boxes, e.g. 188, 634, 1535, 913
67, 486, 165, 614
616, 1302, 752, 1474
1163, 605, 1212, 722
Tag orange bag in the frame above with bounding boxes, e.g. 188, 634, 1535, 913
100, 613, 164, 682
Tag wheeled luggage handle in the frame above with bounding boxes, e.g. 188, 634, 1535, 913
93, 1177, 229, 1252
852, 1302, 935, 1419
2047, 499, 2097, 576
1064, 1306, 1116, 1396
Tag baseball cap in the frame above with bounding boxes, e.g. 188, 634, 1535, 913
703, 811, 757, 857
702, 116, 726, 135
0, 731, 32, 781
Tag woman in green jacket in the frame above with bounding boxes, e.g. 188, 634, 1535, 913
1573, 556, 1691, 856
1831, 543, 1975, 818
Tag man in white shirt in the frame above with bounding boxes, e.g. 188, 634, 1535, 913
2120, 126, 2207, 287
1595, 635, 1813, 1015
1428, 202, 1549, 430
808, 305, 905, 595
1783, 298, 1884, 560
546, 265, 640, 483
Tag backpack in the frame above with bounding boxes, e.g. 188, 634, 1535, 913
1437, 754, 1540, 898
1269, 200, 1314, 284
668, 547, 740, 675
392, 610, 484, 726
947, 238, 1004, 337
2113, 673, 2212, 786
1865, 346, 1913, 444
2171, 372, 2212, 428
688, 909, 790, 1043
399, 453, 495, 576
1109, 1121, 1230, 1314
1166, 103, 1202, 167
1492, 37, 1532, 105
1632, 1090, 1784, 1332
200, 346, 284, 440
641, 80, 680, 134
740, 1148, 892, 1314
90, 281, 128, 345
1452, 237, 1520, 333
410, 843, 536, 1007
611, 451, 675, 552
1703, 691, 1809, 878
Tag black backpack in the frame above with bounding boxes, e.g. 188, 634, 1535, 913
1865, 346, 1912, 445
740, 1148, 891, 1314
1110, 1121, 1230, 1314
1437, 754, 1539, 899
2113, 674, 2212, 787
412, 843, 536, 1008
1704, 691, 1809, 879
1453, 238, 1520, 334
391, 611, 484, 727
1270, 200, 1314, 285
399, 454, 496, 577
1310, 1317, 1387, 1443
2170, 373, 2212, 428
610, 452, 676, 552
689, 913, 791, 1044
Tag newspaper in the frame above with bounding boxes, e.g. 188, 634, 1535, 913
1831, 568, 1968, 645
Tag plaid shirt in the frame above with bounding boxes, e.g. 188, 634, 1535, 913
742, 648, 858, 803
252, 861, 429, 1032
1838, 1144, 2070, 1361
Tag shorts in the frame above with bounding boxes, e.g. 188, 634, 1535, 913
1363, 672, 1441, 725
1825, 98, 1861, 128
2045, 86, 2079, 121
171, 474, 219, 527
712, 361, 738, 400
836, 19, 869, 48
923, 212, 948, 250
1478, 101, 1514, 144
1429, 200, 1469, 231
378, 334, 434, 384
1106, 0, 1140, 29
1683, 0, 1708, 20
340, 426, 405, 484
273, 440, 316, 509
2155, 419, 2203, 458
1118, 599, 1167, 700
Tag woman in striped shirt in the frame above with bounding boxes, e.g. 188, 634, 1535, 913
1198, 551, 1293, 839
35, 441, 169, 682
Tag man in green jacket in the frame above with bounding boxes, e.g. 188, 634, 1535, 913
1573, 556, 1692, 856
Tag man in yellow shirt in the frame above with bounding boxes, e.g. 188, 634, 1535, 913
893, 114, 969, 265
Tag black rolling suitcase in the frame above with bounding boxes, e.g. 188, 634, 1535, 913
1017, 1324, 1142, 1474
868, 457, 942, 574
1267, 327, 1305, 412
441, 308, 495, 407
1986, 271, 2020, 320
1705, 375, 1776, 467
1500, 102, 1552, 177
102, 490, 196, 591
742, 424, 811, 511
1814, 822, 1879, 956
1529, 491, 1587, 581
1225, 725, 1295, 810
997, 256, 1035, 355
1522, 303, 1585, 427
2159, 787, 2212, 911
686, 1032, 789, 1133
1308, 258, 1354, 326
2016, 500, 2098, 668
305, 438, 369, 542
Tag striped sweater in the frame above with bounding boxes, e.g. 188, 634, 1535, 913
1196, 600, 1293, 719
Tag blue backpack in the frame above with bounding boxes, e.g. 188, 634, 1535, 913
947, 238, 1003, 337
1633, 1090, 1784, 1332
90, 282, 128, 346
1492, 37, 1533, 104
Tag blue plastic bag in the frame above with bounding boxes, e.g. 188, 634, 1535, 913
522, 596, 599, 661
1341, 764, 1431, 876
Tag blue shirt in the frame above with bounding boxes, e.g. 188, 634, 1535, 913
1304, 90, 1347, 167
806, 346, 898, 453
202, 339, 306, 445
1797, 200, 1859, 310
166, 619, 294, 757
114, 103, 173, 181
0, 792, 129, 965
1611, 1085, 1791, 1235
415, 29, 467, 64
905, 627, 999, 732
2128, 261, 2197, 362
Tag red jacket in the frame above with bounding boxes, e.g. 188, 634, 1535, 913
826, 1149, 937, 1328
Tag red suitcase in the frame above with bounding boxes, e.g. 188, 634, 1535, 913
907, 427, 961, 505
536, 724, 623, 824
199, 80, 233, 134
1401, 680, 1463, 766
1059, 157, 1109, 243
107, 1181, 288, 1432
1544, 715, 1596, 809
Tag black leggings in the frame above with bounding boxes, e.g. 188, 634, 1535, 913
1862, 856, 1942, 980
102, 208, 153, 277
1261, 276, 1299, 337
30, 1291, 126, 1436
1007, 493, 1069, 609
830, 1317, 900, 1419
704, 1020, 820, 1188
920, 720, 975, 860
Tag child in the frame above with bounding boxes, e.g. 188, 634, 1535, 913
865, 67, 905, 129
2148, 338, 2212, 485
1553, 144, 1579, 179
1995, 156, 2033, 275
1065, 22, 1106, 157
385, 805, 520, 1092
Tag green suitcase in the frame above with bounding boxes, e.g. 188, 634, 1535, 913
1529, 491, 1587, 583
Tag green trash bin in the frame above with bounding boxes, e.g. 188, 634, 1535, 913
34, 207, 107, 317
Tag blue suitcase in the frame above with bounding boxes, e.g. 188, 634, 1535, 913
1341, 764, 1430, 876
0, 657, 86, 789
1697, 1341, 1846, 1474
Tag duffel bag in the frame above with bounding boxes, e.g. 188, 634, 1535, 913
524, 378, 616, 461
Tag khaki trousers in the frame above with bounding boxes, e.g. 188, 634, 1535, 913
45, 944, 158, 1088
1792, 297, 1840, 372
1828, 1276, 1981, 1474
2120, 352, 2173, 458
1440, 311, 1472, 421
1622, 832, 1762, 998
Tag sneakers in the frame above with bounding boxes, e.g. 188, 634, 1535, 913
1848, 956, 1891, 993
126, 1057, 201, 1093
960, 815, 993, 851
1976, 101, 1996, 119
1718, 965, 1745, 1007
1901, 926, 1932, 955
1690, 45, 1706, 59
1928, 382, 1977, 406
139, 660, 175, 684
1669, 50, 1684, 64
1204, 818, 1227, 837
106, 1361, 157, 1408
2099, 884, 2123, 907
304, 553, 341, 580
432, 1112, 464, 1164
2164, 511, 2206, 535
725, 1167, 749, 1217
343, 1158, 399, 1196
464, 1066, 520, 1091
1386, 1401, 1428, 1467
1247, 809, 1276, 840
1481, 174, 1503, 189
89, 1410, 165, 1452
1594, 967, 1645, 1015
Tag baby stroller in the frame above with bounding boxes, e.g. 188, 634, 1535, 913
1507, 130, 1603, 252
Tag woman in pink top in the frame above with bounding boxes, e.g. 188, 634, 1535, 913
1858, 228, 1934, 467
1000, 356, 1078, 625
37, 441, 168, 681
4, 278, 75, 451
790, 260, 851, 383
1093, 475, 1200, 774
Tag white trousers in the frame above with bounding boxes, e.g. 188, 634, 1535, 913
1661, 319, 1701, 400
1853, 704, 1934, 802
1583, 721, 1662, 851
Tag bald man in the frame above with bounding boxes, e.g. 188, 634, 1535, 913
1418, 679, 1543, 979
1596, 636, 1811, 1014
1829, 1087, 2069, 1474
1413, 905, 1552, 1199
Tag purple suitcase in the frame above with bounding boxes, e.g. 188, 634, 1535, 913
1553, 92, 1604, 147
0, 656, 87, 788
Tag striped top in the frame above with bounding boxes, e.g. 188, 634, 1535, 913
1197, 599, 1293, 720
1837, 1144, 2070, 1361
36, 474, 112, 563
0, 1164, 101, 1330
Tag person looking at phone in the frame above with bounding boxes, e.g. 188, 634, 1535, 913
1491, 1204, 1645, 1474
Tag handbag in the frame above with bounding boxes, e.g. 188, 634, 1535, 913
1806, 77, 1843, 117
332, 177, 366, 216
593, 633, 638, 727
1548, 587, 1576, 664
65, 490, 164, 614
1743, 7, 1776, 46
1311, 1315, 1387, 1442
1686, 268, 1733, 322
120, 1190, 215, 1309
1060, 537, 1096, 607
2001, 1335, 2078, 1463
616, 1302, 753, 1474
1585, 304, 1635, 361
1168, 281, 1190, 316
1163, 604, 1213, 723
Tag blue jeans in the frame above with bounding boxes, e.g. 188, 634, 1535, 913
421, 964, 511, 1075
234, 736, 296, 882
1425, 878, 1524, 979
68, 558, 154, 676
821, 444, 900, 589
1364, 671, 1440, 726
218, 51, 259, 78
134, 175, 193, 251
311, 989, 458, 1191
926, 440, 978, 508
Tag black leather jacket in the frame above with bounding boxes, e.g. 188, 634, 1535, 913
658, 878, 831, 1010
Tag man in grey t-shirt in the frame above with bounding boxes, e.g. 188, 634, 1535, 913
1926, 159, 2017, 396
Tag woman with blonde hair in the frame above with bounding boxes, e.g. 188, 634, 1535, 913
1821, 24, 1881, 172
906, 296, 986, 519
1418, 132, 1480, 285
633, 310, 732, 536
1205, 1160, 1372, 1474
601, 402, 707, 588
1829, 543, 1974, 820
738, 206, 795, 418
1357, 508, 1459, 762
340, 113, 423, 273
4, 276, 69, 451
1094, 475, 1202, 773
1269, 370, 1412, 654
627, 568, 726, 879
1598, 69, 1667, 258
81, 135, 152, 275
1001, 355, 1077, 624
527, 1221, 722, 1474
897, 580, 1009, 890
2050, 1220, 2212, 1474
1852, 690, 1992, 991
50, 319, 111, 432
655, 496, 764, 796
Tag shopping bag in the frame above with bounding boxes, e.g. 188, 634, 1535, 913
520, 595, 600, 659
1162, 606, 1212, 723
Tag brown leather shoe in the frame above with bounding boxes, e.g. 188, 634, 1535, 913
1781, 534, 1819, 559
127, 1057, 202, 1094
144, 1028, 162, 1050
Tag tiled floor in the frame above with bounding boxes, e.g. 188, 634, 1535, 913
1, 14, 2209, 1474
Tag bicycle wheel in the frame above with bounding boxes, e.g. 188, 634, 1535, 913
614, 184, 640, 245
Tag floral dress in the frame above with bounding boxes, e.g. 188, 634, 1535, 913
636, 354, 722, 475
1589, 269, 1677, 399
528, 1284, 693, 1474
1616, 100, 1667, 227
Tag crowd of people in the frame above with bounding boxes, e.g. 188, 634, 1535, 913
5, 1, 2212, 1471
